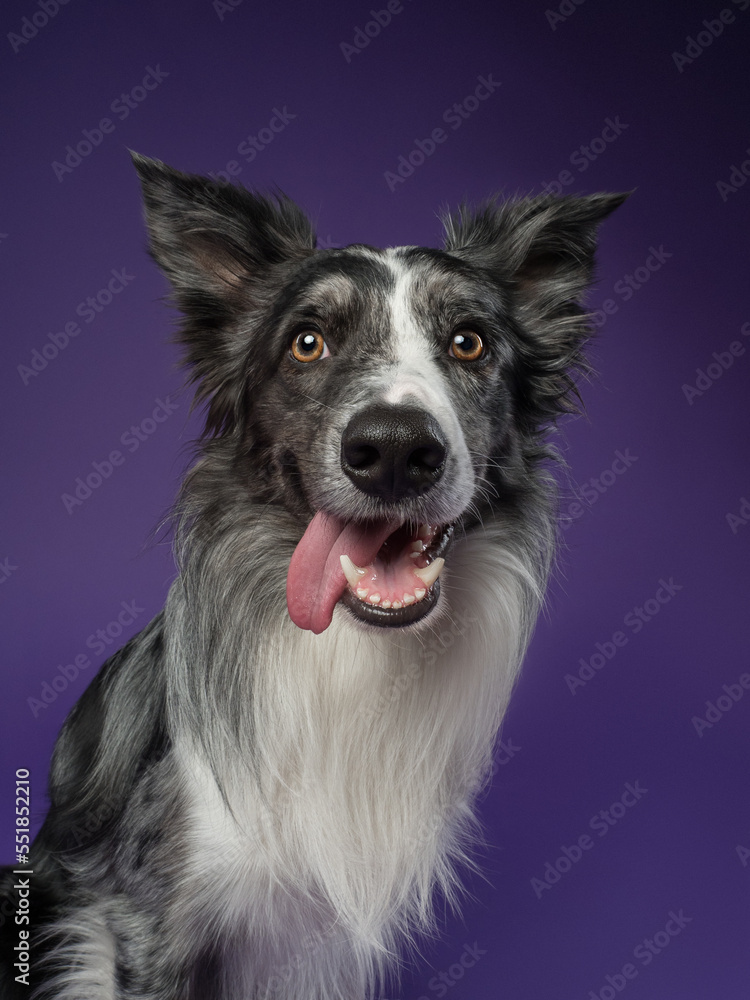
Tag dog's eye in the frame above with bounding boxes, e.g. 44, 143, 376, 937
291, 330, 329, 363
450, 330, 484, 362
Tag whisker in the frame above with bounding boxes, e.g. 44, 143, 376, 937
293, 388, 338, 411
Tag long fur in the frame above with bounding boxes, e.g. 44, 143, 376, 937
0, 156, 625, 999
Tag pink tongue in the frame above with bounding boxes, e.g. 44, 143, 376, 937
287, 511, 400, 634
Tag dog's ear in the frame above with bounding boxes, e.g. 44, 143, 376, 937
130, 152, 316, 434
131, 151, 315, 301
443, 192, 629, 422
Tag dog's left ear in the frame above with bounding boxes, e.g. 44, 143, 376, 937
443, 192, 629, 421
443, 192, 628, 317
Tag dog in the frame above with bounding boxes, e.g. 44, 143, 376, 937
0, 154, 625, 999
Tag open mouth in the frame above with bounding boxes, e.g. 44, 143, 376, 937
286, 512, 454, 633
339, 521, 453, 627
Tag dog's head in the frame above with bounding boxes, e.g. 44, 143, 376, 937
132, 153, 626, 634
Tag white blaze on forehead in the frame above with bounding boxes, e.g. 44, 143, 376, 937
379, 251, 476, 516
382, 251, 453, 410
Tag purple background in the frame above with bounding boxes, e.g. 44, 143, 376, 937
2, 0, 749, 996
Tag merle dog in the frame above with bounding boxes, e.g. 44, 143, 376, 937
0, 154, 625, 999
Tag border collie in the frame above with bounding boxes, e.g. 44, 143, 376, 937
0, 154, 625, 999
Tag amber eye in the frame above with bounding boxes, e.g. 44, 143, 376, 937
291, 330, 329, 363
450, 330, 484, 362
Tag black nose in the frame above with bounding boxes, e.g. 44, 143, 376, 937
341, 405, 447, 502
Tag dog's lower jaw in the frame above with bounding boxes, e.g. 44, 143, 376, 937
340, 576, 441, 627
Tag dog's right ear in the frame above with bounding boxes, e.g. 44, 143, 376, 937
130, 152, 316, 434
130, 151, 316, 304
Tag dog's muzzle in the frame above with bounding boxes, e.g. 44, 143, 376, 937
286, 404, 457, 634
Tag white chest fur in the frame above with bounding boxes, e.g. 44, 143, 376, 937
172, 534, 534, 997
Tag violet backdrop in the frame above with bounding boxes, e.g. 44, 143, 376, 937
2, 0, 749, 997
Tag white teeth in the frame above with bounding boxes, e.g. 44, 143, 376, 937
392, 601, 402, 609
413, 557, 445, 589
411, 540, 425, 552
340, 553, 366, 589
418, 523, 432, 540
414, 588, 426, 600
409, 551, 421, 560
368, 594, 381, 604
403, 593, 416, 605
381, 600, 391, 609
356, 588, 369, 599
